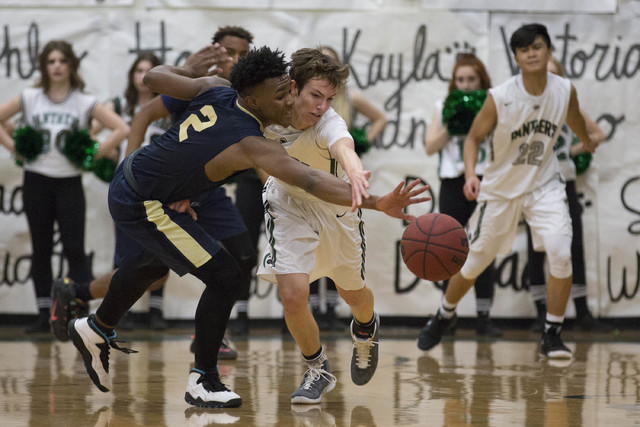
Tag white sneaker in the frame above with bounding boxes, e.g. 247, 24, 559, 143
68, 314, 137, 392
185, 369, 242, 408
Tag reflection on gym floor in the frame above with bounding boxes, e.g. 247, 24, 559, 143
1, 327, 639, 426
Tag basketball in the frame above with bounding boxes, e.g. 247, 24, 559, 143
401, 213, 469, 281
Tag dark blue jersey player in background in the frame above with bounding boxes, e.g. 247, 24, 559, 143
68, 45, 431, 408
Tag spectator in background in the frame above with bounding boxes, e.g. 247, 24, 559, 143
0, 40, 128, 333
424, 53, 501, 337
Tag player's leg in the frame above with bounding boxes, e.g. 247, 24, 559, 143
279, 273, 336, 404
186, 251, 243, 407
419, 198, 520, 350
336, 283, 379, 386
439, 176, 499, 336
526, 224, 548, 331
526, 181, 573, 359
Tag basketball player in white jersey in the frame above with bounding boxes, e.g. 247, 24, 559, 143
258, 48, 396, 403
417, 23, 598, 359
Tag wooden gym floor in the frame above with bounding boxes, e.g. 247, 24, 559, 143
0, 323, 639, 426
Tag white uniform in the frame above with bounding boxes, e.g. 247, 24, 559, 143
257, 108, 366, 290
434, 98, 489, 179
462, 72, 573, 278
20, 88, 97, 178
112, 95, 171, 164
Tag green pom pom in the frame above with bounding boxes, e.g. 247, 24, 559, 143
441, 89, 486, 136
13, 126, 45, 162
350, 126, 370, 156
91, 157, 117, 182
62, 128, 99, 170
573, 152, 592, 175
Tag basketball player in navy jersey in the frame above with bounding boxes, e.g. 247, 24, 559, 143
68, 46, 430, 408
417, 24, 598, 360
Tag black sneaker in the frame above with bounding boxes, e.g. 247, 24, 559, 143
51, 278, 79, 341
417, 312, 457, 351
540, 326, 572, 359
291, 358, 337, 404
68, 314, 137, 392
184, 368, 242, 408
350, 313, 379, 386
476, 314, 502, 337
574, 312, 614, 332
149, 309, 167, 330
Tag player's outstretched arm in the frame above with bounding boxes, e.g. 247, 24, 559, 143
250, 138, 429, 214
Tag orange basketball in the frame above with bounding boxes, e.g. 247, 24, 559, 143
401, 213, 469, 281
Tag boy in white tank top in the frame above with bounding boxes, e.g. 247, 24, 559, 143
417, 24, 598, 360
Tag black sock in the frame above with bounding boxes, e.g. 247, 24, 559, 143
353, 314, 376, 338
573, 296, 589, 318
303, 347, 323, 361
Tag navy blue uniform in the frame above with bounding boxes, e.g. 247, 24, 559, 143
109, 87, 261, 276
99, 86, 263, 371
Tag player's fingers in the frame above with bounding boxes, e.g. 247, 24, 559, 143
408, 196, 431, 205
408, 184, 430, 197
402, 214, 417, 222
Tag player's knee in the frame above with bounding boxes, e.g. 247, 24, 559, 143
279, 286, 309, 313
460, 251, 494, 279
194, 251, 242, 296
545, 234, 572, 278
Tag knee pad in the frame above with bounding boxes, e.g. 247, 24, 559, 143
460, 250, 496, 280
545, 233, 572, 279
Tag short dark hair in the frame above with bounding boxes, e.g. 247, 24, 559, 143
289, 48, 349, 91
510, 23, 553, 54
212, 26, 254, 45
229, 46, 288, 96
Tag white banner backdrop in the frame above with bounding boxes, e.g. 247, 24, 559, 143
0, 3, 637, 320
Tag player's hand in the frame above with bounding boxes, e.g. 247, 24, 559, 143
375, 179, 430, 221
169, 199, 198, 221
348, 169, 371, 212
463, 175, 481, 201
184, 44, 232, 78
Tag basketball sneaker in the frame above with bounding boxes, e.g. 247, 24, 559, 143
184, 368, 242, 408
68, 314, 137, 392
189, 335, 238, 360
417, 311, 457, 351
350, 313, 379, 386
540, 325, 572, 359
291, 357, 337, 404
50, 278, 87, 342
